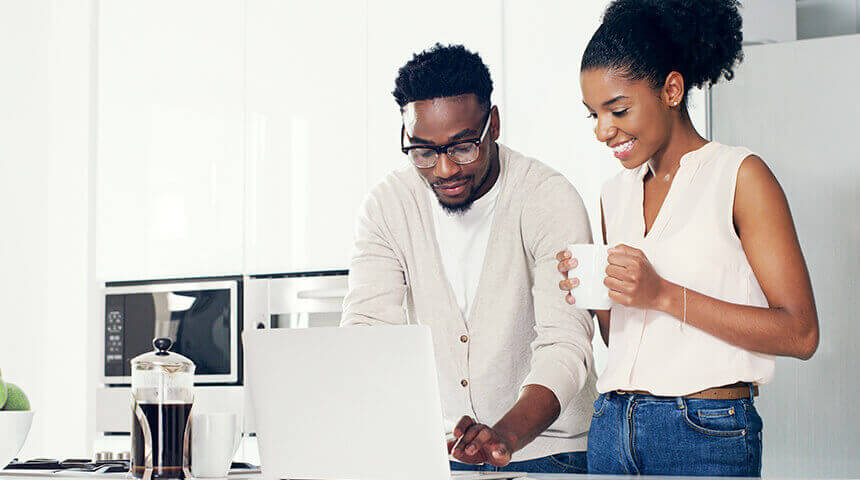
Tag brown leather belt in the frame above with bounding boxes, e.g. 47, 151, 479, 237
615, 383, 758, 400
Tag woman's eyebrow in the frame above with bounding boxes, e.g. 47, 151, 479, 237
602, 95, 630, 107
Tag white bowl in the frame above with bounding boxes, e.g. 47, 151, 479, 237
0, 411, 34, 468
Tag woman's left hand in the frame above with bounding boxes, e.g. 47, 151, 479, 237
606, 244, 670, 311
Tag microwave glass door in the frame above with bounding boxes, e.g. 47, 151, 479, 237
105, 280, 239, 383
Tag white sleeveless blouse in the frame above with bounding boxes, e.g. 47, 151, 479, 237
598, 141, 775, 396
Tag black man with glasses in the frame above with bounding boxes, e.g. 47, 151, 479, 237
341, 44, 597, 474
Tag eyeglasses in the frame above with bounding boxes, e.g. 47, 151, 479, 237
400, 110, 492, 168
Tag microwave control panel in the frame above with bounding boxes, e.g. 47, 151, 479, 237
104, 295, 124, 377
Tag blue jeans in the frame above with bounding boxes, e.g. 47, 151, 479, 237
450, 451, 586, 474
588, 391, 763, 476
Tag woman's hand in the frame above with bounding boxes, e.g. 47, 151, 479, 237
605, 244, 670, 310
556, 250, 580, 305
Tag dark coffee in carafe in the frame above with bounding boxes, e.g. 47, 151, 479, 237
131, 403, 193, 479
130, 338, 195, 480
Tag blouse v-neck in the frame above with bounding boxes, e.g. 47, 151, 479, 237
637, 142, 714, 240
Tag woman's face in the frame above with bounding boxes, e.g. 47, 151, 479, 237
580, 68, 673, 169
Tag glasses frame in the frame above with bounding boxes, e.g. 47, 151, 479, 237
400, 109, 493, 168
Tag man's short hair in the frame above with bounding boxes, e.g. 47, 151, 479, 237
392, 43, 493, 111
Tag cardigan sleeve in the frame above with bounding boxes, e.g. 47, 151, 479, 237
340, 189, 409, 327
520, 174, 596, 411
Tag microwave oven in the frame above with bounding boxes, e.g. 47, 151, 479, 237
102, 276, 242, 385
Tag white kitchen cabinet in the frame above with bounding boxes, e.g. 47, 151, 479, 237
740, 0, 797, 43
364, 0, 505, 190
97, 0, 245, 281
98, 0, 507, 277
245, 0, 505, 274
243, 0, 368, 274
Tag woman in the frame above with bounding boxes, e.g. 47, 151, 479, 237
557, 0, 819, 476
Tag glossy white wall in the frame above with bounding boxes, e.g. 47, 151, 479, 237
97, 0, 245, 281
364, 0, 505, 189
0, 0, 94, 460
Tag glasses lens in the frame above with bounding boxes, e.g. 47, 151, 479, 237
447, 142, 479, 164
407, 148, 438, 168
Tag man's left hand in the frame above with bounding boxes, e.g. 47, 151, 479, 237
450, 415, 516, 467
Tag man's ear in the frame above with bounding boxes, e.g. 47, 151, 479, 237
490, 105, 501, 141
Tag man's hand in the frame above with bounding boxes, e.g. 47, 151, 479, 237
449, 415, 516, 467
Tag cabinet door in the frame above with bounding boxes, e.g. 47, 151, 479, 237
97, 0, 244, 280
365, 0, 505, 190
244, 0, 368, 274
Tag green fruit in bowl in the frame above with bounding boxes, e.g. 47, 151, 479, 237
0, 366, 7, 409
2, 384, 29, 411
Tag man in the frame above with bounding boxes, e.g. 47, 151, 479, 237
341, 44, 597, 474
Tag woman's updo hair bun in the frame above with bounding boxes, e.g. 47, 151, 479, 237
582, 0, 743, 95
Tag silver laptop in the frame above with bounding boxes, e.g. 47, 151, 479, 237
243, 325, 525, 480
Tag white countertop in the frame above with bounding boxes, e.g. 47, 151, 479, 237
0, 471, 848, 480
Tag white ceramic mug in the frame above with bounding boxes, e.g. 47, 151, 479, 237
566, 244, 613, 310
189, 412, 241, 478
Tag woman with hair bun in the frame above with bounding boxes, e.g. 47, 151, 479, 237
556, 0, 819, 476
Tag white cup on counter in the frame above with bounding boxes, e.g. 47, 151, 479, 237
566, 243, 613, 310
188, 412, 241, 478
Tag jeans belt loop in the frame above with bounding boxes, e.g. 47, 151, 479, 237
675, 396, 685, 409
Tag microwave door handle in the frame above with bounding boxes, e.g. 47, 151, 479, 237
295, 288, 348, 300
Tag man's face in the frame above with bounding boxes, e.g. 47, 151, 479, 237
402, 94, 499, 213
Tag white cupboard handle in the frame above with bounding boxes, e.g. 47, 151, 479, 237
296, 288, 348, 299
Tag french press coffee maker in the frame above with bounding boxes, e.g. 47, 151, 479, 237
130, 338, 195, 479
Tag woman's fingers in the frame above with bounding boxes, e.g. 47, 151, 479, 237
608, 289, 633, 306
609, 243, 645, 258
604, 276, 633, 294
605, 264, 633, 281
608, 253, 636, 268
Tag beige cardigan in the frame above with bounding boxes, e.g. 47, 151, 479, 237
342, 144, 598, 460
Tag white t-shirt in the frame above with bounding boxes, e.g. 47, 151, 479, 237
429, 173, 501, 325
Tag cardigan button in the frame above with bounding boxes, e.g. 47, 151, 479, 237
460, 379, 469, 387
460, 335, 468, 343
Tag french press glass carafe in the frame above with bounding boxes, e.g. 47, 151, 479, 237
130, 338, 195, 479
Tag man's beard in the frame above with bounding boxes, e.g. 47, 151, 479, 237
432, 163, 492, 215
434, 182, 478, 215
